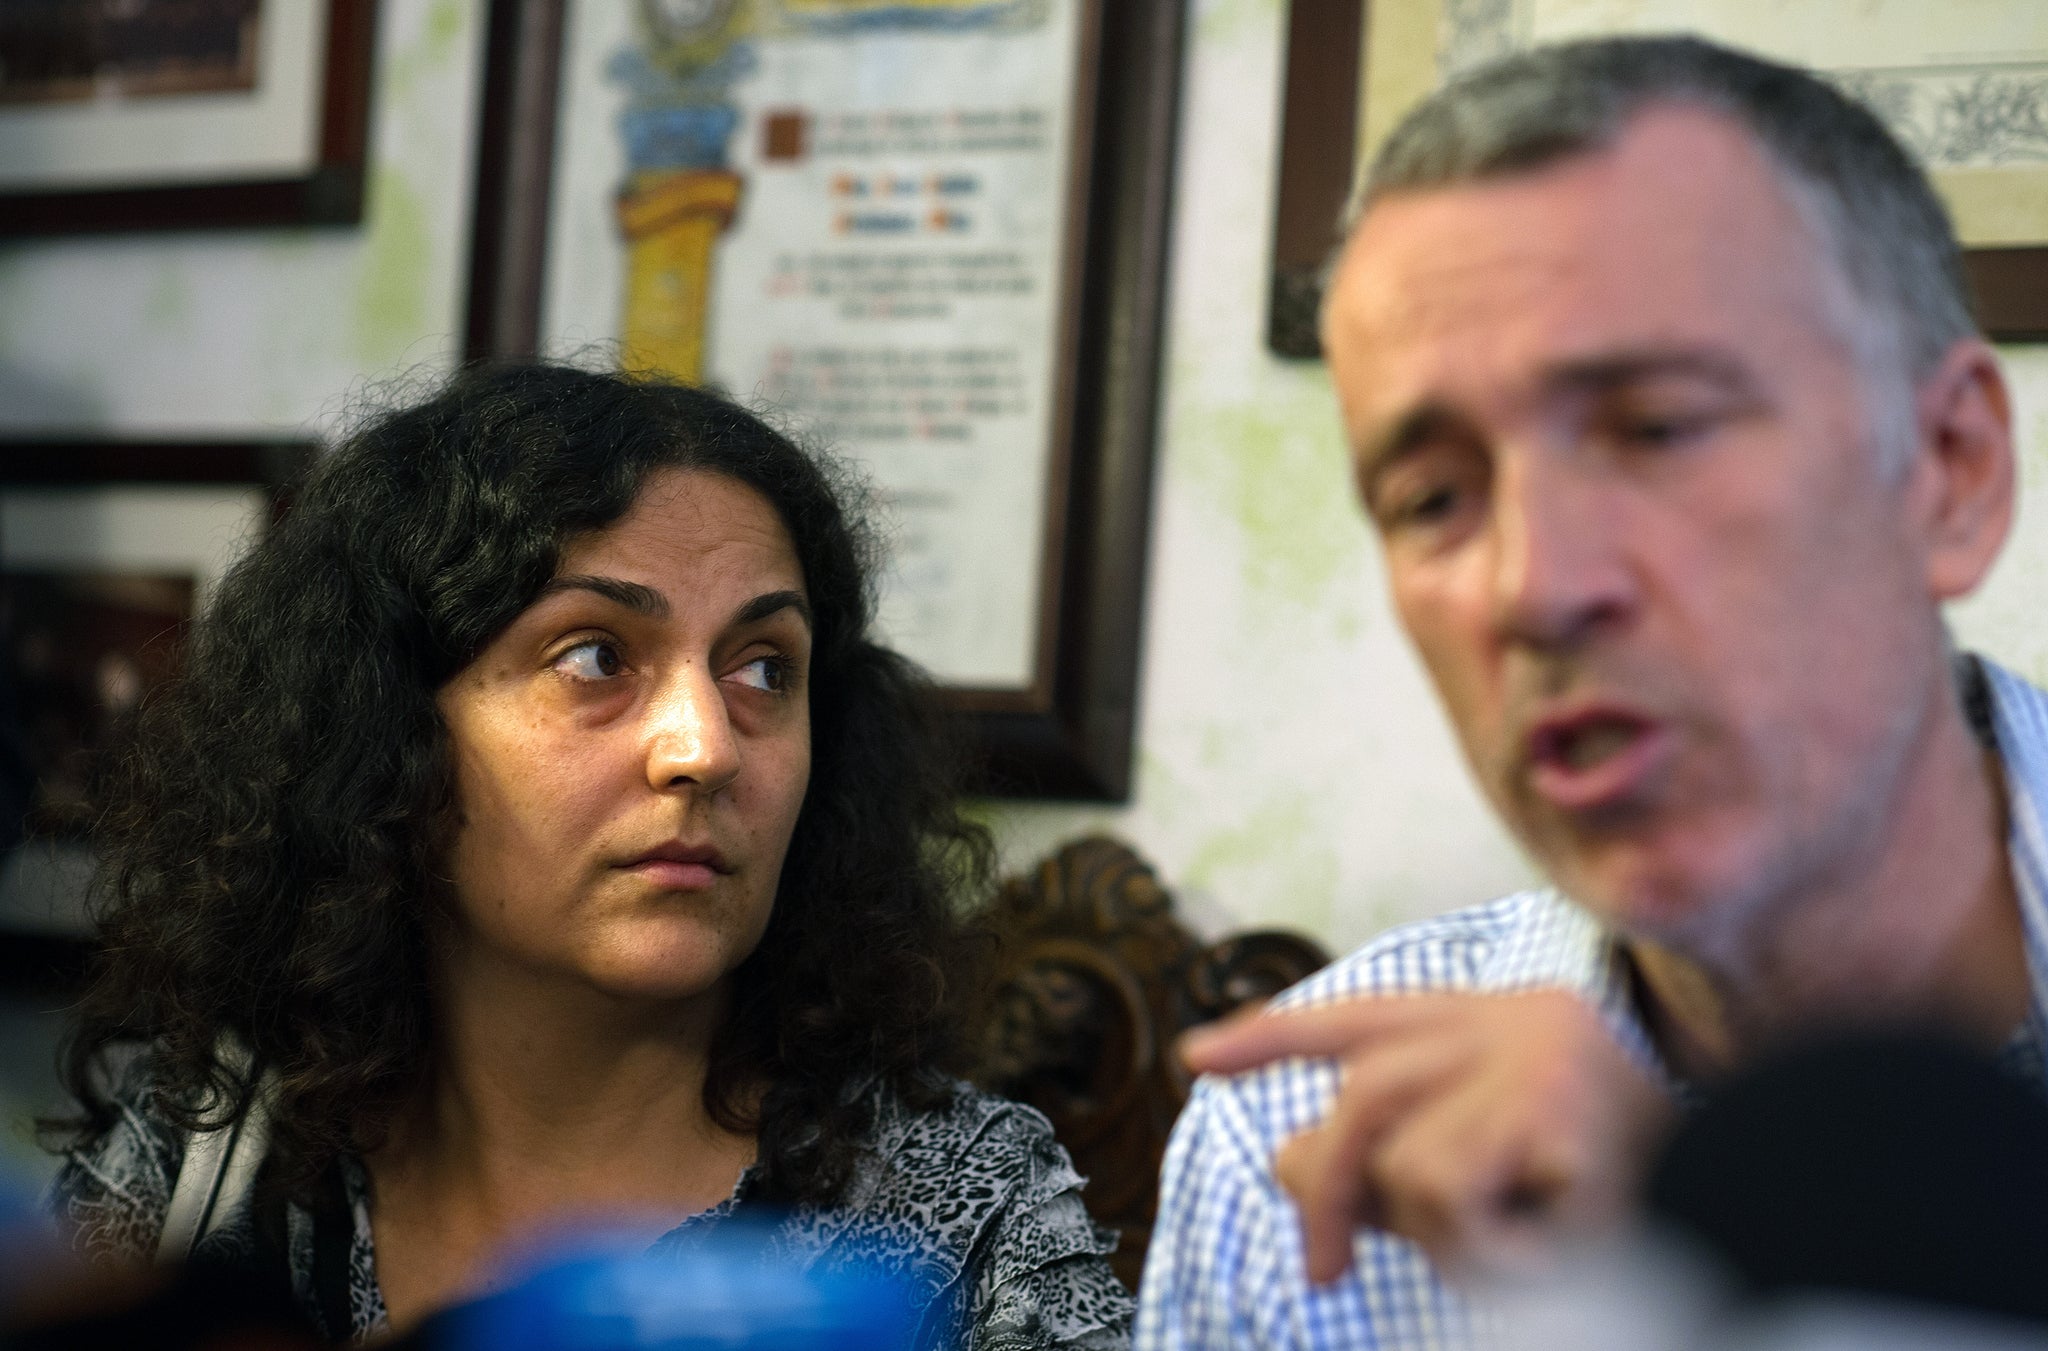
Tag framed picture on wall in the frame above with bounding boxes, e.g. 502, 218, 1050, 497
1269, 0, 2048, 356
0, 441, 305, 993
0, 0, 379, 235
464, 0, 1184, 801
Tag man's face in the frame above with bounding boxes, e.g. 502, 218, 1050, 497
1323, 106, 1958, 948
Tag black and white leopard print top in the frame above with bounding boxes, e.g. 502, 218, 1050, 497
50, 1068, 1133, 1349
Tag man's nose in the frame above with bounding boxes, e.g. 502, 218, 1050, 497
645, 667, 741, 795
1487, 454, 1635, 649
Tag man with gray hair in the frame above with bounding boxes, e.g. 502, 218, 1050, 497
1135, 34, 2032, 1348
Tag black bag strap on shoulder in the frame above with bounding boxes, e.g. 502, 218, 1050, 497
309, 1161, 358, 1340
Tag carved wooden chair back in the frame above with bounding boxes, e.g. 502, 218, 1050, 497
965, 836, 1328, 1290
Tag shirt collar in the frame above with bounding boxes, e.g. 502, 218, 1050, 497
1470, 888, 1678, 1092
1972, 656, 2048, 1085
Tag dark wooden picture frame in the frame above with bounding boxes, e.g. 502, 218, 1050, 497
464, 0, 1184, 802
0, 440, 310, 997
0, 0, 379, 236
1268, 1, 2048, 358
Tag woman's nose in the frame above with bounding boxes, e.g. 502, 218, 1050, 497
644, 668, 741, 795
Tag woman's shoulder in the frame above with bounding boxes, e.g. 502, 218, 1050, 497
46, 1052, 186, 1265
846, 1079, 1132, 1348
863, 1077, 1077, 1194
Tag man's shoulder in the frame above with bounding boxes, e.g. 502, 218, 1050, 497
1177, 888, 1578, 1154
1138, 898, 1547, 1349
1271, 887, 1574, 1012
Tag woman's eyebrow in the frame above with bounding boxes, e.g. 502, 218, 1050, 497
537, 574, 670, 617
735, 589, 812, 630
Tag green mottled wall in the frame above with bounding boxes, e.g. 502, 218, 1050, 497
3, 0, 2047, 962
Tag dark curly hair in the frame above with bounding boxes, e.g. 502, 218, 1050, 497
51, 362, 991, 1206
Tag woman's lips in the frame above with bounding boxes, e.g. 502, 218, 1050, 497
620, 845, 730, 892
1524, 710, 1672, 812
626, 859, 722, 891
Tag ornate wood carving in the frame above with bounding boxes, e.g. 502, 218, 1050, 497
967, 836, 1329, 1290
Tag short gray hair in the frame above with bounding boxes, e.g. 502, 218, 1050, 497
1353, 35, 1977, 384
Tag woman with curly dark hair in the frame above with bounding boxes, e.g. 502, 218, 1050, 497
46, 363, 1131, 1347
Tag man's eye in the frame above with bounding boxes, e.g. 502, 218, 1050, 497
1613, 407, 1717, 450
728, 656, 788, 693
553, 640, 623, 679
1624, 419, 1687, 445
1378, 481, 1461, 530
1403, 485, 1460, 521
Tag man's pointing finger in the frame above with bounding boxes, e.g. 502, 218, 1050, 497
1180, 995, 1445, 1074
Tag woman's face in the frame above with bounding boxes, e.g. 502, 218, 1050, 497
436, 468, 813, 1003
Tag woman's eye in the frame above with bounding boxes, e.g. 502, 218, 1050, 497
728, 656, 788, 693
553, 640, 623, 680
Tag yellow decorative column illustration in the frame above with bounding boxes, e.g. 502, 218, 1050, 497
616, 169, 745, 384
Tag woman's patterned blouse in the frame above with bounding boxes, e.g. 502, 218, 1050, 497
51, 1067, 1133, 1349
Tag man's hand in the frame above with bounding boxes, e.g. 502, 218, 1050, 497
1181, 990, 1675, 1282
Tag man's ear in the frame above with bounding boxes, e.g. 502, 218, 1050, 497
1908, 338, 2015, 602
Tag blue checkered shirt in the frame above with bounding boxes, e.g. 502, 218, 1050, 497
1134, 656, 2048, 1350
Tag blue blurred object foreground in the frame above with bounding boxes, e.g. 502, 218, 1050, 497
426, 1230, 920, 1351
0, 1167, 54, 1307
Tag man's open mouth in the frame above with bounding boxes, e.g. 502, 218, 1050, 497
1525, 709, 1666, 811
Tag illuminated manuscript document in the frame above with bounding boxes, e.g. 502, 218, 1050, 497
543, 0, 1081, 689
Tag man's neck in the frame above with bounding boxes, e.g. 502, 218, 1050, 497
1628, 663, 2031, 1083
